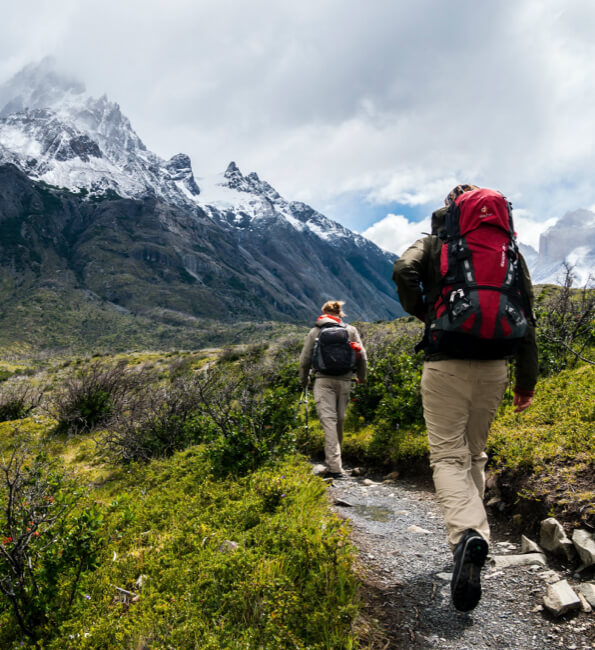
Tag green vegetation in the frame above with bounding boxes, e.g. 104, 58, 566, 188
0, 344, 358, 648
0, 286, 306, 358
0, 279, 590, 646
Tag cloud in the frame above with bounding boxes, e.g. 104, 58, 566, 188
362, 209, 558, 256
362, 214, 432, 256
512, 211, 558, 252
1, 1, 595, 230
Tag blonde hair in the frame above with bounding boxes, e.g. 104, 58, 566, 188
321, 300, 345, 317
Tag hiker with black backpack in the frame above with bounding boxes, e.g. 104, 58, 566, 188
299, 301, 367, 478
392, 184, 538, 613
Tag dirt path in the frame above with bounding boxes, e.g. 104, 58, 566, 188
326, 471, 595, 649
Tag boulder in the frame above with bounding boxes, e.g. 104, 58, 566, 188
540, 518, 576, 561
542, 580, 581, 617
491, 553, 547, 569
577, 591, 592, 614
577, 583, 595, 608
521, 535, 543, 554
571, 529, 595, 567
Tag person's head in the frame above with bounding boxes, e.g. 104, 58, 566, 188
444, 184, 479, 206
321, 300, 345, 318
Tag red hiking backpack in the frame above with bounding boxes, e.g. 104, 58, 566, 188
428, 188, 529, 359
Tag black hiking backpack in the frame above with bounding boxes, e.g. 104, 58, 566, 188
312, 323, 357, 376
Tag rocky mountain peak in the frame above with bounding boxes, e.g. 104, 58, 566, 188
530, 209, 595, 286
0, 57, 84, 117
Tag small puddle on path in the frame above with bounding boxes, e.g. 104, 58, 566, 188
351, 504, 393, 522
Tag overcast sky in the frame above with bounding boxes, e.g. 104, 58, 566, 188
1, 0, 594, 254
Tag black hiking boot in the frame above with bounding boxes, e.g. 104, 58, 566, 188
451, 529, 488, 612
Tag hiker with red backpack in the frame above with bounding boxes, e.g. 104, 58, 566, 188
392, 184, 538, 612
299, 301, 367, 478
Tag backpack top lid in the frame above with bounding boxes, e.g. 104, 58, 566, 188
454, 188, 511, 237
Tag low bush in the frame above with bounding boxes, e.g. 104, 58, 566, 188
103, 359, 300, 475
46, 360, 149, 434
0, 441, 104, 642
0, 380, 41, 422
535, 266, 595, 375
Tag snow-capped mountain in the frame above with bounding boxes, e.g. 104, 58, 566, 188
0, 58, 200, 204
0, 59, 403, 326
528, 209, 595, 287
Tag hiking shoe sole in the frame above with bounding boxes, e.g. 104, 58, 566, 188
451, 533, 488, 612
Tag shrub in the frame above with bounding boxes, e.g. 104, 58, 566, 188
0, 440, 104, 642
102, 360, 299, 472
47, 360, 149, 434
101, 375, 216, 462
535, 264, 595, 376
0, 380, 41, 422
348, 329, 423, 428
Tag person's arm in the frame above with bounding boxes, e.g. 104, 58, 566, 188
513, 253, 538, 411
298, 328, 317, 387
392, 238, 430, 321
350, 327, 367, 383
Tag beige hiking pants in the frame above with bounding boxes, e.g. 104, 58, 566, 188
421, 359, 508, 549
313, 377, 352, 473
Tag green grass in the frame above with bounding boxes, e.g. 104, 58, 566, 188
42, 451, 358, 649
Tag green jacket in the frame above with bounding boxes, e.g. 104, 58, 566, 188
392, 208, 538, 394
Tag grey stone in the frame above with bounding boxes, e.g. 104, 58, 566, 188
577, 591, 592, 614
334, 499, 353, 507
538, 569, 563, 584
542, 580, 581, 617
351, 467, 366, 476
135, 574, 149, 590
540, 518, 577, 561
521, 535, 543, 554
407, 525, 431, 534
436, 572, 453, 581
577, 583, 595, 608
491, 553, 547, 569
362, 479, 378, 486
484, 570, 505, 579
218, 540, 239, 554
312, 464, 327, 476
572, 529, 595, 567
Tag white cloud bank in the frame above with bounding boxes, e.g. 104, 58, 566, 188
363, 211, 558, 256
1, 1, 595, 230
362, 214, 431, 256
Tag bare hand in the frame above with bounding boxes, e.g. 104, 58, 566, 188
513, 393, 533, 413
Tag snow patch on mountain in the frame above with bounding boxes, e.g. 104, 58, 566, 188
528, 209, 595, 286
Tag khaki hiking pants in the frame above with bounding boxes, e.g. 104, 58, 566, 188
313, 377, 352, 473
421, 359, 508, 549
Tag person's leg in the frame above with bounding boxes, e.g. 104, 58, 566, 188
335, 379, 351, 447
313, 378, 342, 473
421, 360, 488, 548
466, 361, 508, 498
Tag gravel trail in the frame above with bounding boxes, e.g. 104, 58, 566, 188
327, 472, 595, 649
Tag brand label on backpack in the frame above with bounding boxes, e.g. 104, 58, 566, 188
312, 324, 357, 375
428, 188, 530, 359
